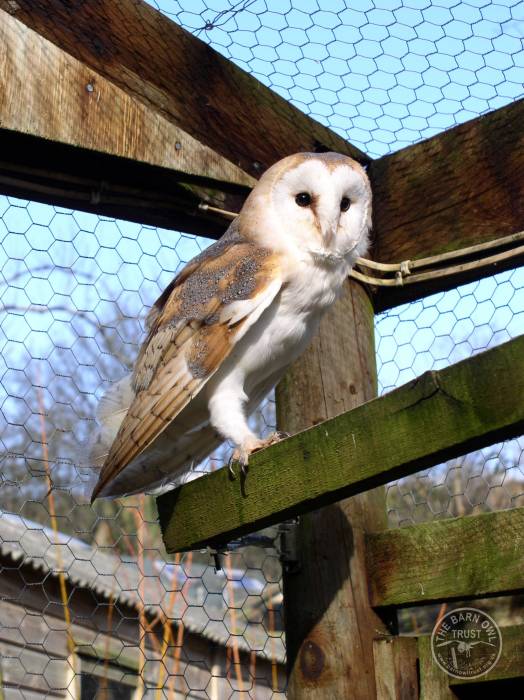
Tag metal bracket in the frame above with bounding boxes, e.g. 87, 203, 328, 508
206, 532, 277, 572
277, 518, 301, 574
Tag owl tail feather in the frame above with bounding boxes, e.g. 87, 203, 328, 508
96, 375, 134, 428
90, 375, 135, 467
76, 376, 135, 501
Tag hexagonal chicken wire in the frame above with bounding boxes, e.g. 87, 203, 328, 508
1, 0, 523, 697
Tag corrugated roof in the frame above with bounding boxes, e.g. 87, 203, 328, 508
0, 513, 285, 662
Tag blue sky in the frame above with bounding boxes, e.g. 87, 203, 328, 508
147, 0, 524, 157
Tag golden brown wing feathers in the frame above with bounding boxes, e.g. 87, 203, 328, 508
91, 235, 281, 500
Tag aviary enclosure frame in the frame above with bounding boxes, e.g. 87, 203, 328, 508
0, 1, 523, 698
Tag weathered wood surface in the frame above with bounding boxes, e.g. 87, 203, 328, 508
0, 10, 253, 188
373, 637, 419, 700
0, 9, 251, 237
449, 624, 524, 685
0, 129, 243, 238
157, 333, 524, 552
367, 507, 524, 607
370, 99, 524, 310
418, 635, 455, 699
1, 0, 368, 179
418, 623, 524, 695
277, 280, 394, 699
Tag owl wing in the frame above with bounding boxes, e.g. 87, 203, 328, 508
91, 236, 282, 499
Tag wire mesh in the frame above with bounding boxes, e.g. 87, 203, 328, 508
148, 0, 524, 158
1, 0, 523, 697
377, 268, 524, 527
0, 199, 285, 698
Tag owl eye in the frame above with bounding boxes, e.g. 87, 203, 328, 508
295, 192, 312, 207
340, 197, 351, 212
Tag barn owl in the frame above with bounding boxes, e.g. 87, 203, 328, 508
90, 152, 371, 499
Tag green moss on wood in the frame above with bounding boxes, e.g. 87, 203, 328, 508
157, 334, 524, 553
450, 624, 524, 685
367, 507, 524, 607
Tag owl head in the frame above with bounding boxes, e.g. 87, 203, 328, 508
238, 152, 371, 265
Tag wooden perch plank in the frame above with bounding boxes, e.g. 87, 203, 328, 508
367, 507, 524, 607
157, 334, 524, 553
1, 0, 368, 178
370, 99, 524, 310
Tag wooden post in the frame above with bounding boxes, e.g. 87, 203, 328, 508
418, 637, 455, 700
373, 637, 419, 700
276, 279, 396, 699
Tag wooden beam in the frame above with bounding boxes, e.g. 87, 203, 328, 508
157, 334, 524, 553
0, 9, 251, 236
449, 624, 524, 685
367, 508, 524, 607
370, 99, 524, 310
0, 129, 237, 239
1, 0, 368, 180
0, 9, 254, 187
277, 281, 394, 698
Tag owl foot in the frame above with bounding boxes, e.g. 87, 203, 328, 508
253, 431, 290, 451
228, 436, 264, 478
228, 432, 290, 478
268, 431, 291, 444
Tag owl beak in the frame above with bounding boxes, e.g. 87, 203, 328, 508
322, 220, 339, 248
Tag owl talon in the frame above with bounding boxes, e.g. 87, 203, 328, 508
228, 454, 237, 479
228, 432, 289, 478
229, 436, 263, 476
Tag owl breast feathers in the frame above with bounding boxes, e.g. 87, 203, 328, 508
91, 152, 371, 499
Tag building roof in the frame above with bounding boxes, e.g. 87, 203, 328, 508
0, 512, 285, 662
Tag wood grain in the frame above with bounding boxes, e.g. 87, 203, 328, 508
0, 10, 255, 237
1, 0, 368, 178
157, 333, 524, 552
0, 10, 254, 187
276, 280, 394, 699
370, 99, 524, 309
373, 637, 419, 700
367, 508, 524, 607
449, 624, 524, 685
418, 635, 455, 699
